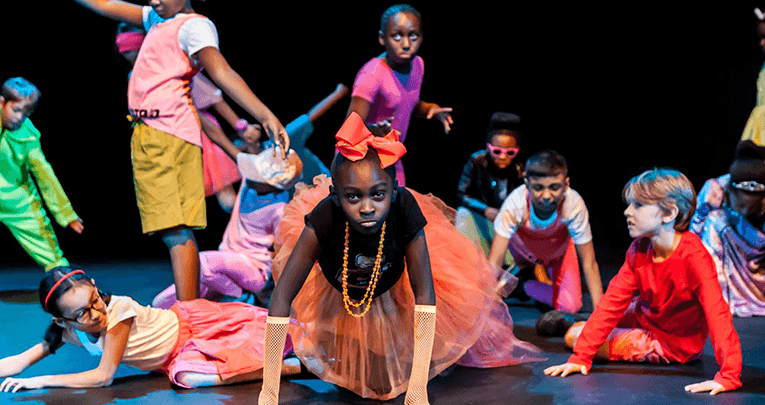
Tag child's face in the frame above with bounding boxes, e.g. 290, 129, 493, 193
332, 160, 396, 235
487, 134, 519, 170
56, 283, 108, 334
623, 198, 671, 239
0, 97, 34, 131
378, 12, 423, 66
525, 174, 568, 218
758, 22, 765, 54
148, 0, 191, 19
729, 188, 765, 226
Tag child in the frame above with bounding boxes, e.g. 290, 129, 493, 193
72, 0, 290, 302
691, 140, 765, 316
0, 77, 84, 271
487, 150, 603, 312
741, 8, 765, 144
152, 144, 303, 309
456, 112, 524, 267
346, 4, 453, 186
0, 267, 300, 392
256, 112, 540, 404
544, 169, 742, 396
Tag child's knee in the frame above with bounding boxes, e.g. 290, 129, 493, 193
564, 321, 586, 348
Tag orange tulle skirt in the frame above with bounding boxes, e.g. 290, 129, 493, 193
272, 175, 542, 400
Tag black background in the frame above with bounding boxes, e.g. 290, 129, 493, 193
1, 2, 762, 266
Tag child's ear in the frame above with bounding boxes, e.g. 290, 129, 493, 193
52, 317, 65, 328
392, 180, 399, 200
329, 185, 340, 206
378, 31, 385, 46
662, 204, 679, 225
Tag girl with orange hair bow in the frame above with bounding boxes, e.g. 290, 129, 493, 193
256, 112, 541, 404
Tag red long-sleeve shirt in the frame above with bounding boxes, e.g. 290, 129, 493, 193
569, 232, 742, 391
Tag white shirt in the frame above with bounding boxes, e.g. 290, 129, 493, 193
142, 7, 219, 56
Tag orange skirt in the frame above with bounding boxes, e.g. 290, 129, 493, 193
272, 175, 542, 399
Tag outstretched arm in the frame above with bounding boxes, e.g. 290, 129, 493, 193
346, 96, 394, 136
0, 342, 52, 379
0, 319, 132, 392
574, 241, 603, 309
307, 84, 350, 123
414, 100, 453, 134
72, 0, 143, 26
195, 47, 289, 157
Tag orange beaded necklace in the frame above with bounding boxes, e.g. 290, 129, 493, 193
341, 221, 386, 318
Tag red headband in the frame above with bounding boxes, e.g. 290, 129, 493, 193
335, 112, 406, 169
44, 269, 85, 311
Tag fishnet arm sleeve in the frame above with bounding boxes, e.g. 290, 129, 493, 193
404, 305, 437, 405
258, 316, 290, 405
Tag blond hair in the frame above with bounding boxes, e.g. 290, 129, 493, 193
622, 168, 697, 232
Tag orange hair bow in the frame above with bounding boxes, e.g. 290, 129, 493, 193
335, 112, 407, 169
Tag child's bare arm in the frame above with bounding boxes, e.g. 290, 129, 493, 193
199, 112, 241, 161
575, 241, 603, 308
405, 230, 436, 305
488, 234, 511, 269
0, 319, 132, 392
195, 47, 289, 156
543, 362, 588, 377
0, 342, 52, 379
268, 224, 321, 318
72, 0, 143, 26
307, 84, 349, 123
413, 100, 453, 134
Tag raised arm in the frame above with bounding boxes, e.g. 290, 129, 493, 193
414, 100, 453, 134
195, 47, 289, 156
72, 0, 143, 26
0, 319, 132, 392
574, 241, 603, 309
307, 84, 349, 123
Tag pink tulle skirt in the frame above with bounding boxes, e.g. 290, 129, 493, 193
200, 111, 241, 196
272, 175, 542, 400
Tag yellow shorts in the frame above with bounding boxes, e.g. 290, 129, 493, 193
131, 123, 206, 234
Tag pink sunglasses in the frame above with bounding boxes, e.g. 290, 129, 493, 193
486, 143, 519, 158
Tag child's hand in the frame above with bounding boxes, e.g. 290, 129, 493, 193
425, 106, 453, 134
0, 376, 44, 393
68, 218, 84, 234
372, 116, 395, 136
684, 380, 726, 395
543, 362, 588, 377
260, 118, 290, 159
484, 207, 499, 222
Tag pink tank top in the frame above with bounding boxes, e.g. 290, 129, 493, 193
128, 14, 202, 146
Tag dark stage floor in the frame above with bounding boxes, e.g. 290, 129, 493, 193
1, 256, 764, 405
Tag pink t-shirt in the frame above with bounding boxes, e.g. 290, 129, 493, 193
351, 56, 424, 143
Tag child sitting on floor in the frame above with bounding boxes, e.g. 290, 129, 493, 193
544, 168, 742, 396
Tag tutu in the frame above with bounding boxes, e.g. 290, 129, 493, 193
272, 175, 542, 400
200, 111, 242, 196
160, 299, 293, 388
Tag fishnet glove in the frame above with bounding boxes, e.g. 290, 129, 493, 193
404, 305, 437, 405
258, 316, 290, 405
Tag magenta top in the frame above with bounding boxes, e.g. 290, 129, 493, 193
351, 56, 424, 143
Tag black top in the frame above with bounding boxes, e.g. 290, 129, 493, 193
456, 150, 524, 214
306, 188, 427, 300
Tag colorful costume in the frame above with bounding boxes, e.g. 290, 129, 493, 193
128, 7, 217, 233
569, 233, 742, 391
153, 183, 289, 309
455, 150, 523, 262
0, 118, 77, 270
742, 62, 765, 144
190, 74, 242, 196
63, 295, 292, 388
494, 185, 593, 312
272, 174, 541, 400
690, 174, 765, 316
351, 56, 424, 186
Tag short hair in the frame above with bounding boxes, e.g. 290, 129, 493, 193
330, 147, 396, 185
622, 168, 697, 232
485, 112, 522, 144
1, 77, 41, 110
525, 150, 567, 178
380, 4, 422, 33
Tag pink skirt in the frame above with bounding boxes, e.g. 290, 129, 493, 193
272, 175, 542, 399
200, 111, 241, 196
159, 299, 293, 388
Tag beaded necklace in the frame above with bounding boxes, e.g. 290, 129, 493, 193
341, 221, 386, 318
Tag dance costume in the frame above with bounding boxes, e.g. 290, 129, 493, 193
271, 174, 541, 400
494, 185, 592, 312
128, 7, 217, 233
456, 150, 523, 262
0, 118, 77, 270
64, 295, 291, 388
351, 56, 424, 186
153, 183, 289, 309
691, 174, 765, 316
189, 74, 242, 196
569, 233, 742, 391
